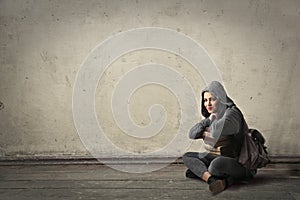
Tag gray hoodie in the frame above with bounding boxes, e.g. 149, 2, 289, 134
189, 81, 248, 158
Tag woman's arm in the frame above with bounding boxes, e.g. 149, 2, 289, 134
210, 107, 242, 138
189, 118, 211, 139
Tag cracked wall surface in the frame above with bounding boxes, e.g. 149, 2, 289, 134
0, 0, 299, 158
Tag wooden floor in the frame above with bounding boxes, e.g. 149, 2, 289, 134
0, 162, 299, 200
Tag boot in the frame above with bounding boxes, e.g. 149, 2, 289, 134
185, 169, 200, 179
207, 176, 227, 194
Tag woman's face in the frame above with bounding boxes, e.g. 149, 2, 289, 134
203, 92, 219, 114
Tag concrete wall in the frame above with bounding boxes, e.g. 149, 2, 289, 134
0, 0, 299, 158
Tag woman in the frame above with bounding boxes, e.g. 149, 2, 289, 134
183, 81, 255, 194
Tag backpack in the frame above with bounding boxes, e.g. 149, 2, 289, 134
238, 129, 270, 169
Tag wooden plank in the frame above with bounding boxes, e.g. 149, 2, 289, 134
0, 163, 299, 175
0, 164, 185, 176
0, 168, 298, 181
0, 178, 299, 191
0, 188, 297, 200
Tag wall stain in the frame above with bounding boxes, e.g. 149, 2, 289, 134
65, 76, 71, 88
0, 101, 4, 110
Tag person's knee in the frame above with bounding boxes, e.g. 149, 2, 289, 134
182, 152, 193, 164
209, 157, 248, 179
208, 157, 226, 177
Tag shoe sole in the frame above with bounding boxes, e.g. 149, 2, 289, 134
209, 179, 226, 194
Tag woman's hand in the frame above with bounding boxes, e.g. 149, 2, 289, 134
209, 113, 218, 122
203, 131, 210, 138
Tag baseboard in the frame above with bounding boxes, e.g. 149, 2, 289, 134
0, 155, 181, 165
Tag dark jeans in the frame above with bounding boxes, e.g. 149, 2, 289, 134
183, 152, 254, 181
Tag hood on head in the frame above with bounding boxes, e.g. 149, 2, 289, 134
201, 81, 235, 118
